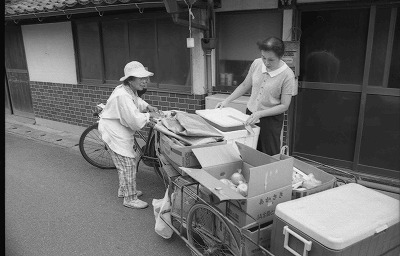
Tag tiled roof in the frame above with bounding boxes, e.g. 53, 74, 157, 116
5, 0, 164, 19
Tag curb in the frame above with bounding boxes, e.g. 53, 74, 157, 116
6, 116, 81, 151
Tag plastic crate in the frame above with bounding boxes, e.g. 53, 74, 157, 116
273, 154, 336, 199
292, 158, 336, 199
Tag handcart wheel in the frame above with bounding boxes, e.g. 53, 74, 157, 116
186, 204, 240, 256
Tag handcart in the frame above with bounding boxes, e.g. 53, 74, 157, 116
149, 114, 360, 256
157, 167, 275, 256
151, 125, 275, 256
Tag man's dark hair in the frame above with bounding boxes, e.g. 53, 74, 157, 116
257, 37, 285, 58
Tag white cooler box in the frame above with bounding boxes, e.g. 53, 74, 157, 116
196, 108, 260, 153
271, 183, 400, 256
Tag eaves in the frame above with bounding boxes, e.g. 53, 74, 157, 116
5, 0, 166, 21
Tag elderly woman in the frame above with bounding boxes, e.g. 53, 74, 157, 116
216, 37, 296, 155
99, 61, 161, 209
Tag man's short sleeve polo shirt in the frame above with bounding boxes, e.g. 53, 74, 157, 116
245, 58, 296, 113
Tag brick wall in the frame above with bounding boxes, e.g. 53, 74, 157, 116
30, 82, 206, 128
29, 81, 289, 147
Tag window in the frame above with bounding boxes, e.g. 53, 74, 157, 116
102, 20, 129, 83
294, 89, 360, 162
128, 19, 157, 84
74, 15, 191, 90
157, 18, 190, 87
388, 8, 400, 89
74, 21, 103, 82
368, 7, 391, 86
300, 9, 369, 84
216, 10, 283, 89
359, 95, 400, 172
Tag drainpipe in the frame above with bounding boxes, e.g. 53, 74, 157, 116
201, 0, 216, 96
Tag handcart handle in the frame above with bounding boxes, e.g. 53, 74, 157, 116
283, 225, 312, 256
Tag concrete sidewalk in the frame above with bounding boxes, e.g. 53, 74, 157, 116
5, 115, 83, 152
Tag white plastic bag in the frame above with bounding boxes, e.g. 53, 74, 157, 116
152, 187, 173, 239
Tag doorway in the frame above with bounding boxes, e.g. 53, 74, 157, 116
5, 24, 35, 119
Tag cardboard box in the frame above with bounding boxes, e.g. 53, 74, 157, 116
159, 133, 226, 167
227, 185, 292, 227
242, 221, 273, 256
162, 153, 188, 176
215, 126, 260, 155
273, 154, 336, 199
180, 142, 293, 227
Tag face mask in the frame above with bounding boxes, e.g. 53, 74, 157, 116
137, 88, 147, 98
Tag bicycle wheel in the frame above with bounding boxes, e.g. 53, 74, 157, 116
79, 123, 115, 169
187, 204, 240, 256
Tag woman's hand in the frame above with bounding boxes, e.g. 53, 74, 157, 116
147, 105, 158, 112
215, 100, 229, 109
149, 111, 162, 119
245, 111, 261, 125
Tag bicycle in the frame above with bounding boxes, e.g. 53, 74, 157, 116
78, 104, 114, 169
79, 103, 168, 187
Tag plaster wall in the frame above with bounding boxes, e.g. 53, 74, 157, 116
21, 22, 77, 84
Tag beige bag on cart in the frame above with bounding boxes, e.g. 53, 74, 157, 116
152, 188, 173, 239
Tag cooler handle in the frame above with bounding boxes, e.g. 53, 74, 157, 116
283, 225, 312, 256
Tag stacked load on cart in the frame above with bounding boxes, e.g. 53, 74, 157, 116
180, 142, 294, 255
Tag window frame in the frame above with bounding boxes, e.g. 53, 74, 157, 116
72, 17, 105, 85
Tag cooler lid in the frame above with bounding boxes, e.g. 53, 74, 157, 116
195, 107, 252, 129
275, 183, 400, 250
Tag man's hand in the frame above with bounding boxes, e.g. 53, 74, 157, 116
215, 100, 229, 109
245, 111, 261, 125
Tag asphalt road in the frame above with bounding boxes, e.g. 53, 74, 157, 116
5, 133, 190, 256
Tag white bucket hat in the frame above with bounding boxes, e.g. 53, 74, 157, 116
119, 61, 154, 81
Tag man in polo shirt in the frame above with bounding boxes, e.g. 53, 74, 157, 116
216, 37, 297, 155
